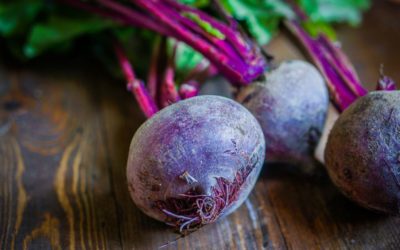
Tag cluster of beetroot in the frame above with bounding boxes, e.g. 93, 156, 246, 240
67, 0, 399, 233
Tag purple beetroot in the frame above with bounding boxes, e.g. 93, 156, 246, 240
236, 60, 329, 165
126, 95, 265, 232
113, 42, 265, 232
325, 91, 400, 214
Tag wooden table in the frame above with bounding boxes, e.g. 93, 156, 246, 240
1, 1, 400, 249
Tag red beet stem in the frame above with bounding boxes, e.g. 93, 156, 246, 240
114, 42, 159, 118
147, 37, 163, 100
160, 42, 181, 107
63, 0, 268, 85
284, 20, 363, 111
134, 0, 231, 74
157, 1, 243, 65
285, 2, 396, 112
163, 0, 254, 63
133, 0, 266, 85
97, 0, 173, 36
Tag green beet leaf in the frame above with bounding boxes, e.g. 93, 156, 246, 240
24, 16, 115, 58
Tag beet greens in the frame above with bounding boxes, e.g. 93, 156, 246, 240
63, 0, 268, 86
283, 4, 396, 111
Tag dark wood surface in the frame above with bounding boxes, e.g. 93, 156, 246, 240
1, 1, 400, 249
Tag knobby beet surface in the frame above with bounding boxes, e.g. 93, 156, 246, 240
325, 91, 400, 214
237, 60, 329, 165
126, 95, 265, 232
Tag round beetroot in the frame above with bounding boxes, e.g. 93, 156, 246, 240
236, 60, 329, 165
325, 91, 400, 214
127, 95, 265, 232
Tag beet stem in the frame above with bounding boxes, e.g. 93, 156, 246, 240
160, 42, 181, 107
114, 42, 159, 117
134, 0, 234, 79
284, 2, 396, 112
65, 0, 268, 85
317, 35, 361, 85
98, 0, 171, 35
282, 1, 371, 111
164, 0, 245, 58
134, 0, 267, 85
147, 36, 162, 100
157, 1, 243, 65
284, 20, 360, 111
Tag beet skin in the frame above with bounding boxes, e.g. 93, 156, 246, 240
127, 95, 265, 232
325, 91, 400, 214
236, 60, 329, 165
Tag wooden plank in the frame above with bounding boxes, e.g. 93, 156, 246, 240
1, 1, 400, 249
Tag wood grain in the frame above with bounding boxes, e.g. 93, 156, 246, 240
1, 1, 400, 249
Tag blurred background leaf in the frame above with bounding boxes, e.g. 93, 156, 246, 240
24, 16, 115, 58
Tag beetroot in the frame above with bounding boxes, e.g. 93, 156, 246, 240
325, 91, 400, 214
236, 60, 329, 165
126, 95, 265, 232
